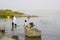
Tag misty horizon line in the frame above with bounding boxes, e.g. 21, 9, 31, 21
0, 9, 60, 16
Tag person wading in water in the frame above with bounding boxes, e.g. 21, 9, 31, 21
11, 16, 17, 31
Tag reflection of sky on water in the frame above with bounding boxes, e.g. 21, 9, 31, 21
0, 16, 60, 40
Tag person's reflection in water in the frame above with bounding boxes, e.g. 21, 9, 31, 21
11, 22, 14, 31
11, 22, 17, 31
25, 35, 41, 40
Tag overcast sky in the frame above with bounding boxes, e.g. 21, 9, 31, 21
0, 0, 60, 16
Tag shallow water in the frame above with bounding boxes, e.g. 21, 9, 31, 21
0, 16, 60, 40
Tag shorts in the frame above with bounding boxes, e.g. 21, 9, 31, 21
12, 22, 14, 25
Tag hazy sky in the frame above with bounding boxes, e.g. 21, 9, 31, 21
0, 0, 60, 16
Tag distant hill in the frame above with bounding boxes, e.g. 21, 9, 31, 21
0, 9, 38, 18
0, 9, 25, 18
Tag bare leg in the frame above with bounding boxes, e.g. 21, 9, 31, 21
11, 22, 14, 31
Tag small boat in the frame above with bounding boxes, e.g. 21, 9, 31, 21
25, 26, 41, 37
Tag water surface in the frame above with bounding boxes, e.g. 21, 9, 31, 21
0, 16, 60, 40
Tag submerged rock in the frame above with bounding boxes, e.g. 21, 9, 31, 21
1, 37, 16, 40
25, 26, 41, 37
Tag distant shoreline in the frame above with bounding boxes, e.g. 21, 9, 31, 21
0, 9, 38, 18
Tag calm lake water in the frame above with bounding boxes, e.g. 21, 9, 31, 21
0, 15, 60, 40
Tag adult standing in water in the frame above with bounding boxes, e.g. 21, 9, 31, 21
11, 15, 17, 31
